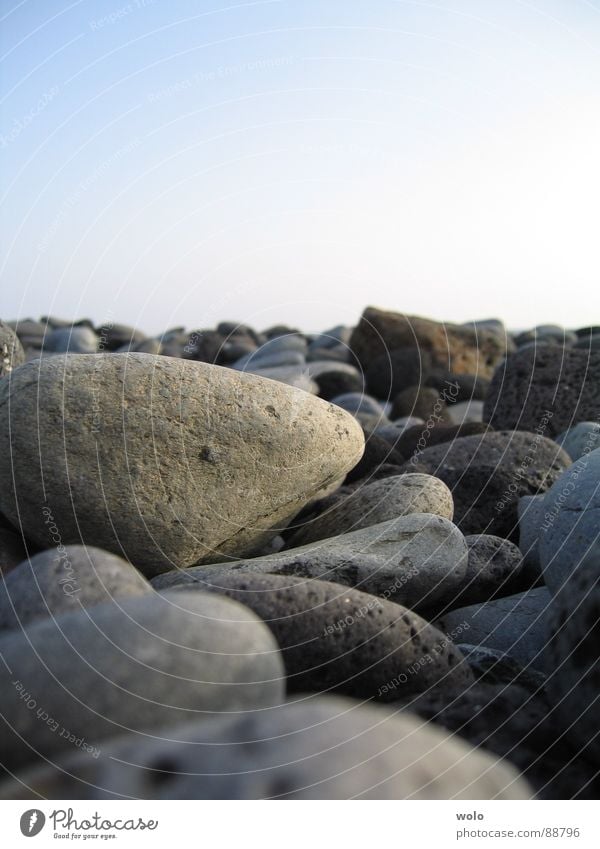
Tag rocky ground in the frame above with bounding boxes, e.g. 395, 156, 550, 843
0, 309, 599, 800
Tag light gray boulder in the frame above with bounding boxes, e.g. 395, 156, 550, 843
0, 354, 363, 576
0, 590, 285, 771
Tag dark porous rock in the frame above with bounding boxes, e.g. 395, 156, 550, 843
544, 551, 600, 763
401, 681, 598, 799
43, 326, 99, 354
0, 526, 28, 576
308, 361, 363, 401
0, 545, 152, 631
0, 320, 26, 378
0, 354, 363, 576
344, 433, 405, 483
172, 572, 473, 699
435, 587, 552, 669
350, 307, 510, 379
396, 421, 490, 461
0, 590, 284, 772
0, 695, 531, 800
483, 345, 600, 436
426, 370, 490, 403
286, 474, 453, 548
364, 347, 432, 401
156, 514, 470, 615
400, 430, 571, 540
94, 323, 146, 351
391, 385, 451, 423
425, 534, 526, 616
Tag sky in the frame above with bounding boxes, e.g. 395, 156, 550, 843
1, 0, 599, 335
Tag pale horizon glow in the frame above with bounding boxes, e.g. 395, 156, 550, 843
1, 0, 599, 335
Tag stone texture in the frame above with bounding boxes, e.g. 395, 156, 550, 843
0, 590, 284, 771
0, 320, 25, 378
152, 514, 469, 616
0, 353, 364, 576
350, 307, 510, 379
538, 448, 600, 593
402, 430, 571, 541
435, 588, 552, 669
286, 474, 454, 547
0, 545, 152, 631
0, 695, 531, 800
168, 573, 473, 699
483, 345, 600, 436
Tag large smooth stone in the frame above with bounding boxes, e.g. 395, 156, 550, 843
544, 551, 600, 762
0, 353, 363, 576
152, 514, 470, 613
0, 545, 152, 631
0, 319, 25, 378
538, 448, 600, 593
285, 473, 453, 547
402, 430, 571, 541
435, 588, 552, 669
350, 307, 511, 378
0, 590, 284, 771
168, 573, 473, 698
483, 346, 600, 435
0, 695, 532, 800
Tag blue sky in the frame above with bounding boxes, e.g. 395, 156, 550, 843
1, 0, 599, 334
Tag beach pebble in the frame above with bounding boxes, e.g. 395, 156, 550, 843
427, 535, 526, 615
538, 448, 600, 593
402, 430, 571, 541
168, 572, 473, 699
0, 694, 531, 800
0, 545, 152, 631
43, 326, 99, 354
0, 319, 25, 377
555, 421, 600, 461
0, 590, 285, 771
484, 346, 600, 435
0, 353, 363, 576
286, 473, 454, 547
544, 551, 600, 762
350, 307, 510, 379
152, 513, 470, 614
435, 587, 552, 669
